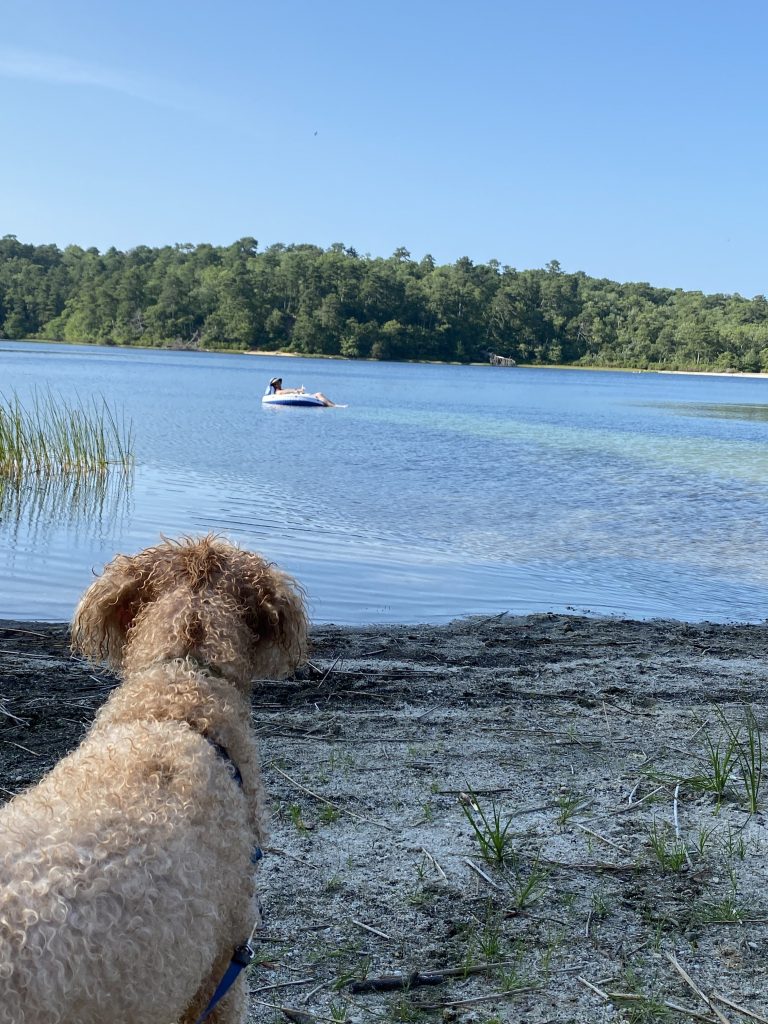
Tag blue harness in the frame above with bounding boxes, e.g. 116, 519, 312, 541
195, 944, 256, 1023
194, 738, 262, 1024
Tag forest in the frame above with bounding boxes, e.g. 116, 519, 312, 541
2, 234, 768, 371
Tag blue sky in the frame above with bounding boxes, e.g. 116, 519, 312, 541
1, 0, 767, 296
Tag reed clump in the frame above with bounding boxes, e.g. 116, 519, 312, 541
0, 390, 134, 476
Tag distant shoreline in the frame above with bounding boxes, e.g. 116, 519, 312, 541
8, 338, 768, 377
658, 369, 768, 379
225, 350, 768, 377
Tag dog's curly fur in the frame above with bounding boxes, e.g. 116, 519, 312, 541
0, 536, 307, 1024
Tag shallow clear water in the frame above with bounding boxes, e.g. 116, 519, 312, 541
3, 340, 768, 623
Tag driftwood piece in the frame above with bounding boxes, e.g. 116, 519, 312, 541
281, 1010, 316, 1024
349, 971, 445, 994
349, 960, 519, 994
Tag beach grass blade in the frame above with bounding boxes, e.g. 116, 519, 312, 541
460, 789, 515, 866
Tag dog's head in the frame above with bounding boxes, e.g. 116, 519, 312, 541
71, 535, 307, 682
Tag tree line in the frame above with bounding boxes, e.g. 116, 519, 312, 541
2, 234, 768, 371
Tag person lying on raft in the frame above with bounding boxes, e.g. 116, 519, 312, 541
267, 377, 336, 406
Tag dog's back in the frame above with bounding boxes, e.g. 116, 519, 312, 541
0, 715, 254, 1024
0, 536, 307, 1024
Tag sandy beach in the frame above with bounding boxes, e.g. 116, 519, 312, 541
242, 349, 768, 378
658, 370, 768, 380
2, 613, 768, 1023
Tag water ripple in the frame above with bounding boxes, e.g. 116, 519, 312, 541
4, 343, 768, 623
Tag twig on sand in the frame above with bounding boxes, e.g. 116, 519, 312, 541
572, 822, 627, 852
695, 917, 768, 926
664, 951, 732, 1024
601, 701, 612, 734
420, 846, 447, 880
264, 845, 312, 865
673, 783, 682, 838
663, 1000, 717, 1022
600, 693, 653, 714
539, 856, 637, 872
578, 976, 610, 1001
0, 702, 27, 725
257, 998, 359, 1024
415, 704, 442, 721
475, 610, 509, 626
250, 977, 315, 995
673, 783, 694, 868
712, 993, 768, 1023
0, 738, 41, 757
0, 627, 50, 638
88, 674, 113, 685
350, 961, 531, 994
281, 1011, 317, 1024
349, 971, 443, 994
351, 919, 392, 940
301, 981, 331, 1005
419, 986, 540, 1010
270, 764, 393, 831
317, 655, 342, 686
437, 786, 538, 799
615, 784, 666, 813
463, 857, 503, 890
253, 1002, 336, 1024
0, 650, 53, 660
580, 976, 718, 1023
689, 718, 710, 742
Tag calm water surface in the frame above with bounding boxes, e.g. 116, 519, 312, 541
3, 340, 768, 624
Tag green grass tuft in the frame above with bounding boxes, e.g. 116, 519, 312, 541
0, 388, 134, 476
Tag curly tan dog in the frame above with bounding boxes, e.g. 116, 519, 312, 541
0, 536, 307, 1024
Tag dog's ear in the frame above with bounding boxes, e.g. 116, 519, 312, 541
267, 575, 309, 669
70, 553, 145, 669
235, 552, 308, 672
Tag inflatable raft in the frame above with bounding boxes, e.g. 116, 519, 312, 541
261, 391, 327, 407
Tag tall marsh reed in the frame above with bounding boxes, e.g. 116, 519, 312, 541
0, 390, 134, 475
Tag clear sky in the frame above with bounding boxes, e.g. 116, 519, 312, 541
1, 0, 767, 296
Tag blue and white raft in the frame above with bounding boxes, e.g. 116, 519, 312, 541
261, 388, 327, 407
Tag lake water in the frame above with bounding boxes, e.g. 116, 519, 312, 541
2, 340, 768, 624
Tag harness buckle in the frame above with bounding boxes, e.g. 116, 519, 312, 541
232, 943, 255, 967
195, 943, 256, 1023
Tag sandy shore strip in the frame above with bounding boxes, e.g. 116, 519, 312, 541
243, 349, 768, 378
2, 613, 768, 1023
658, 369, 768, 379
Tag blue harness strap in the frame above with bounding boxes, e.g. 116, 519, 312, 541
207, 739, 244, 787
193, 736, 263, 1023
206, 737, 263, 864
195, 943, 255, 1023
